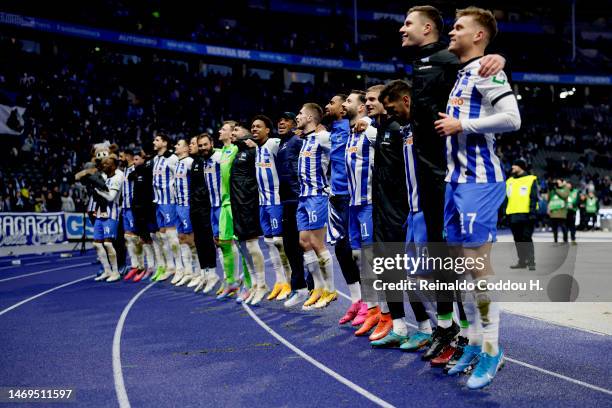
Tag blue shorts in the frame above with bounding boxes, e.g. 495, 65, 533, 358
297, 196, 328, 231
122, 209, 135, 233
176, 205, 192, 234
93, 218, 118, 241
260, 204, 283, 237
348, 204, 373, 249
156, 204, 177, 229
405, 211, 430, 276
444, 182, 505, 247
327, 194, 350, 243
211, 206, 221, 237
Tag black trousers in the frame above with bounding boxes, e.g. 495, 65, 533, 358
510, 220, 535, 265
329, 194, 360, 285
566, 211, 576, 241
550, 218, 568, 242
191, 206, 216, 269
282, 201, 313, 291
114, 212, 126, 269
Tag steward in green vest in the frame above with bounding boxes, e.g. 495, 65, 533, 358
505, 159, 537, 269
585, 191, 599, 230
548, 179, 570, 243
565, 183, 579, 244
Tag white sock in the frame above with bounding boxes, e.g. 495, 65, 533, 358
464, 298, 483, 346
265, 237, 286, 283
216, 247, 225, 276
94, 242, 111, 274
393, 318, 409, 336
366, 302, 376, 309
103, 242, 119, 275
318, 249, 334, 291
273, 236, 292, 281
143, 243, 155, 270
190, 245, 201, 275
304, 250, 324, 289
380, 302, 390, 314
151, 233, 165, 268
165, 229, 183, 272
437, 318, 452, 329
125, 234, 138, 268
246, 239, 265, 287
478, 294, 500, 356
180, 244, 193, 276
347, 282, 361, 303
234, 241, 244, 280
134, 240, 144, 269
418, 319, 432, 334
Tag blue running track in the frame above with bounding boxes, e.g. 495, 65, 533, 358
1, 248, 611, 407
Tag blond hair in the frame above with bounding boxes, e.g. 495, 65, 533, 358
456, 7, 498, 42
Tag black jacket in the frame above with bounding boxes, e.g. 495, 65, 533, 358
230, 141, 258, 208
372, 118, 409, 243
277, 132, 303, 204
190, 155, 211, 209
129, 160, 155, 216
410, 41, 460, 179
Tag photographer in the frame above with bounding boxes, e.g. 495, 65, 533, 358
547, 179, 570, 243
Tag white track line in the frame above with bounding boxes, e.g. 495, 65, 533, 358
0, 262, 94, 283
336, 289, 612, 396
113, 283, 156, 408
505, 357, 612, 396
243, 304, 395, 408
0, 274, 95, 316
0, 260, 53, 270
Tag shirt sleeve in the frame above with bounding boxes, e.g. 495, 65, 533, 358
460, 82, 521, 135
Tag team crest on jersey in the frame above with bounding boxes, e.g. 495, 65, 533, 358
301, 151, 313, 157
404, 136, 413, 145
347, 146, 359, 153
257, 162, 273, 168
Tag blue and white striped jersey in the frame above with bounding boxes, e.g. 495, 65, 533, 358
204, 150, 222, 208
298, 130, 331, 197
152, 153, 178, 204
256, 138, 281, 205
445, 57, 515, 184
346, 117, 377, 206
401, 124, 420, 213
174, 156, 193, 207
96, 171, 124, 220
121, 165, 135, 209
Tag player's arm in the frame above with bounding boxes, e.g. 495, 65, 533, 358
95, 175, 122, 202
435, 70, 520, 136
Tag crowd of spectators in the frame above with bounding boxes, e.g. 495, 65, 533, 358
0, 33, 610, 214
2, 0, 610, 73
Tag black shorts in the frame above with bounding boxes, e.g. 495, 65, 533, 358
233, 201, 262, 241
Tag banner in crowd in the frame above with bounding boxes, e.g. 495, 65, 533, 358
0, 212, 66, 247
2, 11, 612, 84
63, 212, 94, 240
0, 104, 26, 135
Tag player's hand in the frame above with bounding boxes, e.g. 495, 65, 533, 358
434, 113, 462, 136
244, 139, 257, 148
478, 54, 506, 77
353, 119, 368, 133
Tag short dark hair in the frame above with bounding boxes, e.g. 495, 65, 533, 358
156, 133, 171, 145
197, 133, 213, 144
251, 114, 274, 131
335, 94, 348, 102
349, 90, 366, 104
379, 80, 412, 103
407, 5, 443, 35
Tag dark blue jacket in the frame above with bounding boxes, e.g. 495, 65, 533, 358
277, 132, 303, 204
329, 119, 350, 196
